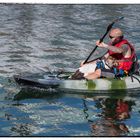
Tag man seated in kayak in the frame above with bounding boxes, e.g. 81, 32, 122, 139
72, 28, 136, 80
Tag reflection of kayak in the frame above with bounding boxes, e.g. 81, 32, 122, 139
14, 72, 140, 93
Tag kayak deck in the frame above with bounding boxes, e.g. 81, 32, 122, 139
14, 72, 140, 93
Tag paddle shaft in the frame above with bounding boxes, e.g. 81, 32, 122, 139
83, 17, 124, 64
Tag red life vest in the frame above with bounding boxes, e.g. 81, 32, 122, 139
108, 39, 136, 71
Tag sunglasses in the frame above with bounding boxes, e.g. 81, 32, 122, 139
109, 35, 115, 39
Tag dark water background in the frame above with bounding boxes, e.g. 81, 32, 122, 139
0, 4, 140, 136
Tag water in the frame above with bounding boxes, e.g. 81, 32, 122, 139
0, 4, 140, 136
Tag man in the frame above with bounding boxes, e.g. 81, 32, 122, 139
72, 28, 136, 80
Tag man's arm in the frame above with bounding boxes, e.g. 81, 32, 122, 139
96, 40, 125, 54
103, 44, 124, 53
101, 52, 109, 60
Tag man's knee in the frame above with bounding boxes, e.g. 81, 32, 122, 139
94, 69, 101, 77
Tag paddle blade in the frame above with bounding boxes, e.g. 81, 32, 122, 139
115, 16, 124, 22
106, 17, 124, 32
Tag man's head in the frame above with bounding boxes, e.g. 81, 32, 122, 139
109, 28, 123, 38
109, 28, 124, 45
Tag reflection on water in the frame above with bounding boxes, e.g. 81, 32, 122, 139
6, 88, 138, 136
0, 4, 140, 136
83, 97, 135, 136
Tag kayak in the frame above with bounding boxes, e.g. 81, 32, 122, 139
14, 72, 140, 93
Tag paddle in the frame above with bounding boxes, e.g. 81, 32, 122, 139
83, 17, 124, 64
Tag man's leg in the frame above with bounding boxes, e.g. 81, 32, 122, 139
84, 69, 101, 80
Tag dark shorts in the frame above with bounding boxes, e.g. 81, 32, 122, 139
101, 69, 115, 78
